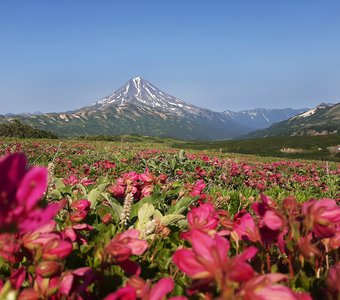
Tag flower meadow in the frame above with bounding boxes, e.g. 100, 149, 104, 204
0, 139, 339, 300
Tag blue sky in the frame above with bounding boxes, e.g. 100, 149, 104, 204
0, 0, 340, 114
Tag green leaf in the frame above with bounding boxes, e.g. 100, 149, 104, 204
55, 178, 65, 190
106, 198, 123, 224
77, 183, 88, 195
80, 244, 92, 254
98, 182, 110, 193
48, 189, 62, 200
138, 203, 155, 224
167, 197, 195, 215
160, 214, 185, 225
153, 209, 163, 219
178, 149, 185, 161
88, 188, 102, 208
130, 194, 162, 219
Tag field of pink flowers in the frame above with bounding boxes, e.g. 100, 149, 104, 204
0, 139, 339, 299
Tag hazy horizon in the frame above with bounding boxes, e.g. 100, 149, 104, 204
1, 1, 340, 114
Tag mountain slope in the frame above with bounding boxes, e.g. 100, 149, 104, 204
243, 103, 340, 138
0, 77, 308, 140
2, 77, 252, 140
224, 108, 307, 129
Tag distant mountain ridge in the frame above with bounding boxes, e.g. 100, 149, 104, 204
224, 107, 307, 129
243, 103, 340, 138
0, 77, 309, 140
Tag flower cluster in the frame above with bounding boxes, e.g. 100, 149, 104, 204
0, 145, 339, 299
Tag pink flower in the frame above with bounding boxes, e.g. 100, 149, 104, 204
42, 239, 73, 260
297, 234, 321, 259
105, 229, 148, 275
141, 184, 153, 197
80, 179, 95, 186
302, 198, 340, 238
106, 229, 148, 260
108, 183, 126, 198
329, 226, 340, 250
0, 153, 59, 233
240, 274, 298, 300
104, 286, 136, 300
69, 210, 88, 223
139, 171, 155, 183
173, 230, 257, 289
0, 233, 22, 263
252, 194, 286, 244
106, 277, 174, 300
22, 221, 59, 251
173, 229, 229, 286
326, 263, 340, 296
71, 199, 91, 211
233, 211, 260, 242
36, 261, 62, 278
189, 180, 206, 197
63, 174, 79, 185
227, 246, 258, 283
35, 275, 59, 298
60, 267, 97, 297
18, 288, 40, 300
10, 267, 26, 289
187, 203, 219, 232
141, 277, 174, 300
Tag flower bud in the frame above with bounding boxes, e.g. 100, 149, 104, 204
69, 211, 87, 223
101, 213, 112, 224
18, 288, 40, 300
36, 261, 62, 278
71, 199, 91, 212
283, 196, 297, 213
298, 235, 321, 259
43, 239, 73, 260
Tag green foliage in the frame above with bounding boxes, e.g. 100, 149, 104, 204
0, 120, 58, 139
172, 135, 340, 161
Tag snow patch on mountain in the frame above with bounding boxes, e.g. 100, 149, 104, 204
294, 108, 317, 118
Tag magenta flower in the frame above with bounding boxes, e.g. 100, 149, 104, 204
36, 261, 62, 278
18, 288, 40, 300
173, 230, 230, 284
10, 267, 26, 289
252, 194, 286, 245
173, 229, 258, 290
42, 238, 73, 260
69, 210, 88, 223
326, 263, 340, 297
106, 277, 174, 300
0, 233, 22, 263
302, 198, 340, 238
189, 179, 206, 197
108, 183, 126, 198
187, 203, 219, 232
233, 211, 260, 243
139, 171, 155, 183
329, 226, 340, 250
106, 229, 148, 261
227, 246, 258, 283
35, 275, 59, 298
240, 274, 300, 300
0, 153, 59, 233
105, 229, 148, 275
22, 221, 59, 251
104, 286, 136, 300
60, 267, 97, 297
139, 277, 174, 300
71, 199, 91, 211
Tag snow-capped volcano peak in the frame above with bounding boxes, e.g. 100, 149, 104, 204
91, 77, 197, 114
